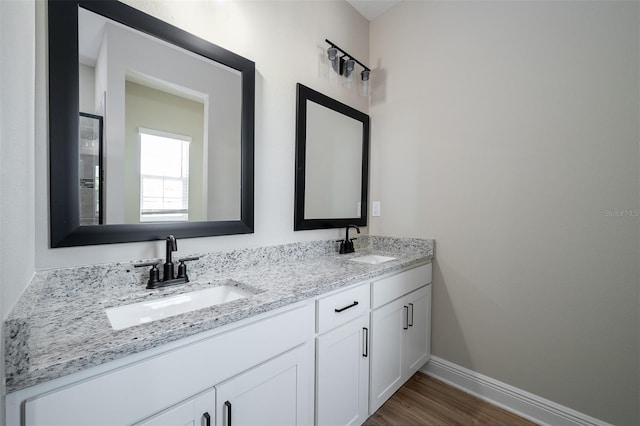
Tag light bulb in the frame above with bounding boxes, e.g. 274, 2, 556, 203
327, 47, 339, 73
359, 69, 370, 97
343, 59, 356, 88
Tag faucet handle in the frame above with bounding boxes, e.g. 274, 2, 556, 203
134, 261, 161, 286
133, 260, 160, 268
176, 256, 200, 281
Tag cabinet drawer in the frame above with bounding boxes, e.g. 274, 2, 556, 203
371, 264, 432, 309
316, 283, 370, 333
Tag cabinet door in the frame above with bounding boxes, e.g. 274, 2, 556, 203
405, 285, 431, 377
136, 389, 215, 426
316, 315, 370, 426
215, 344, 312, 426
369, 297, 406, 414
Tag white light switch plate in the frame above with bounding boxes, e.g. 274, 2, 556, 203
372, 201, 381, 217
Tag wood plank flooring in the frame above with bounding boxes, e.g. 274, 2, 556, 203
364, 372, 538, 426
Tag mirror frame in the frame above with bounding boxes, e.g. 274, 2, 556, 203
294, 83, 369, 231
49, 0, 255, 247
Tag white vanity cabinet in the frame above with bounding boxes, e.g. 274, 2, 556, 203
369, 265, 432, 414
315, 283, 371, 426
16, 303, 314, 426
314, 263, 432, 425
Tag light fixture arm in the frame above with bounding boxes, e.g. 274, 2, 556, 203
325, 39, 370, 73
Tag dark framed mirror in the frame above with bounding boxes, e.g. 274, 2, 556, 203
294, 84, 369, 231
49, 0, 255, 247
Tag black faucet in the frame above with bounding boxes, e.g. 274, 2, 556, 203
164, 235, 177, 281
338, 224, 360, 254
134, 235, 200, 289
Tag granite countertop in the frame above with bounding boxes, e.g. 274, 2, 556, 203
4, 236, 433, 393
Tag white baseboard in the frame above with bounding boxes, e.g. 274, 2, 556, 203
421, 356, 610, 426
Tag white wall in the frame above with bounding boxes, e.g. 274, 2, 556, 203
0, 0, 36, 423
34, 0, 369, 269
370, 1, 639, 424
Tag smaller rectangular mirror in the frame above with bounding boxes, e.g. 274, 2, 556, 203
294, 84, 370, 231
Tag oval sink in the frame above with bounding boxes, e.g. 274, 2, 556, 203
106, 284, 253, 330
348, 255, 396, 265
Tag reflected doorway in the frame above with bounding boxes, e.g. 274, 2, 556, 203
79, 112, 103, 225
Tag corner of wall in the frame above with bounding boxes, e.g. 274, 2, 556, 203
1, 0, 37, 421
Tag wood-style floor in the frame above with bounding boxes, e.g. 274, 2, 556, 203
364, 372, 538, 426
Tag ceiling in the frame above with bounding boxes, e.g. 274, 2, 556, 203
346, 0, 401, 21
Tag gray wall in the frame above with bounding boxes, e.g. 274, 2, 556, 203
369, 1, 639, 424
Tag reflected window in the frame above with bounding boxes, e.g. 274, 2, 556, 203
139, 128, 190, 222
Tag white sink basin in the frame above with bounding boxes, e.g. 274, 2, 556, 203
106, 284, 253, 330
348, 255, 396, 265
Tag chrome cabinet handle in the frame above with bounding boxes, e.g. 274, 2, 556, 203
363, 327, 369, 357
225, 401, 232, 426
408, 303, 414, 327
403, 305, 409, 330
203, 412, 211, 426
335, 301, 359, 313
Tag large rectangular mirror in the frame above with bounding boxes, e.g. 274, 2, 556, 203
49, 0, 255, 247
294, 84, 370, 231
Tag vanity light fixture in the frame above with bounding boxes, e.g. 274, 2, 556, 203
325, 39, 371, 95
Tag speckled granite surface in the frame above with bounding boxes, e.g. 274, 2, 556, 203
5, 236, 433, 393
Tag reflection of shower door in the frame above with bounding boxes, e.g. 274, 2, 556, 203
79, 113, 104, 225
